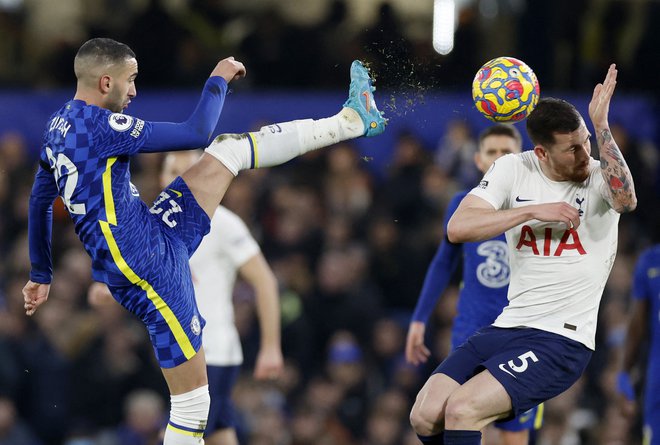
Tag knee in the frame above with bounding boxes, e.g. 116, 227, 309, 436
170, 384, 211, 423
165, 385, 210, 442
410, 398, 444, 435
444, 392, 478, 427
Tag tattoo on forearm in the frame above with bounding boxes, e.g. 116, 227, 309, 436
598, 129, 636, 211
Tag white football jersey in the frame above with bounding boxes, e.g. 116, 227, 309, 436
189, 206, 260, 365
469, 151, 620, 350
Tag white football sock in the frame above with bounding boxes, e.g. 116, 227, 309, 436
163, 385, 210, 445
205, 108, 364, 176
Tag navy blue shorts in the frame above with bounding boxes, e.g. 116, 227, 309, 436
206, 365, 241, 434
434, 326, 592, 417
451, 326, 545, 432
108, 176, 210, 368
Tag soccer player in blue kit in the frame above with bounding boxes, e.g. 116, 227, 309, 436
617, 245, 660, 445
23, 38, 386, 445
405, 124, 543, 444
409, 64, 636, 445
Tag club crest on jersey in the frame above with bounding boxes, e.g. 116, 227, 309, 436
191, 315, 201, 336
575, 195, 585, 217
129, 182, 140, 197
109, 113, 134, 132
478, 180, 489, 189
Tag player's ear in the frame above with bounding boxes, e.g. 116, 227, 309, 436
99, 74, 112, 94
533, 145, 548, 161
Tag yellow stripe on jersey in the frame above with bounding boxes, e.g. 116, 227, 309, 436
534, 402, 544, 430
98, 157, 196, 361
166, 423, 204, 438
248, 132, 259, 168
643, 424, 651, 445
102, 157, 118, 225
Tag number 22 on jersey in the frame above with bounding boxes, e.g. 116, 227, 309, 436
45, 147, 86, 215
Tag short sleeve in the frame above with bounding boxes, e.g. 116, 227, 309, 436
468, 153, 517, 210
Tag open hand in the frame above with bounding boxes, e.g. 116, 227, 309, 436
405, 321, 431, 365
589, 64, 617, 129
23, 280, 50, 316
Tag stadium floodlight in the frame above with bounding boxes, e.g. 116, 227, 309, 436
433, 0, 455, 55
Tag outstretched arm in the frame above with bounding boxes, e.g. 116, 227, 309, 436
238, 252, 283, 380
138, 57, 247, 153
589, 64, 637, 213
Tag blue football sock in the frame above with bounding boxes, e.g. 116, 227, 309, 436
444, 430, 481, 445
416, 432, 444, 444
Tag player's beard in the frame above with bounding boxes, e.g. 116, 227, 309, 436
567, 163, 590, 182
106, 88, 126, 113
548, 158, 590, 183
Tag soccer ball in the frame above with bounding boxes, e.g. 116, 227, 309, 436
472, 57, 540, 123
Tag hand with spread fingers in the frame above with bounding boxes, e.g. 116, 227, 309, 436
589, 64, 617, 130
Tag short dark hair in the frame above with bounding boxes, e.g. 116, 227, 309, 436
478, 123, 522, 148
74, 38, 135, 78
526, 97, 582, 147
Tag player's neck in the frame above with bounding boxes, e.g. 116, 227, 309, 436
537, 156, 570, 183
538, 162, 560, 182
73, 87, 105, 109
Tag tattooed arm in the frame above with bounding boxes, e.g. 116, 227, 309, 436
597, 128, 636, 212
589, 64, 637, 213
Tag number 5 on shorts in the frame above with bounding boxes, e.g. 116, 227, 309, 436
498, 351, 539, 377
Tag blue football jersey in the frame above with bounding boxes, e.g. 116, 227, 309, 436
28, 77, 227, 286
413, 190, 510, 349
34, 101, 154, 284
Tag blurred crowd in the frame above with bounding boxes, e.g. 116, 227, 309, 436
2, 0, 660, 444
1, 0, 660, 93
0, 113, 659, 445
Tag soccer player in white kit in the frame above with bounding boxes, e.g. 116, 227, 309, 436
410, 64, 637, 445
161, 151, 282, 445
